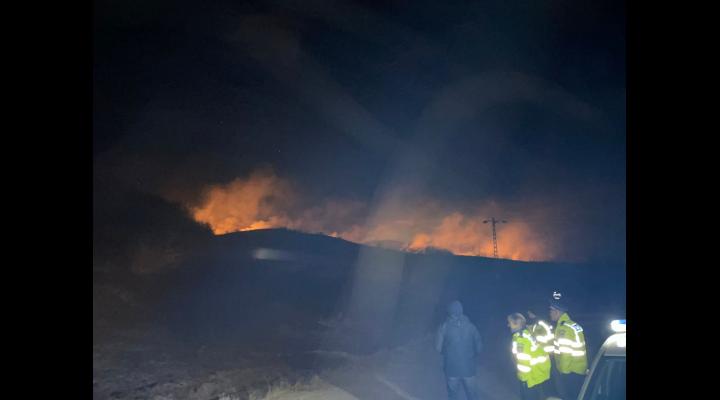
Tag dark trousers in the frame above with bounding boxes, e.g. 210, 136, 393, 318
519, 380, 548, 400
553, 372, 585, 400
446, 375, 479, 400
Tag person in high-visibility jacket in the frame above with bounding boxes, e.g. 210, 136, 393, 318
526, 307, 555, 399
549, 299, 588, 400
507, 313, 551, 400
527, 307, 555, 355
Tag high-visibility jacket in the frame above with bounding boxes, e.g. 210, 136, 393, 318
553, 313, 588, 375
530, 319, 555, 354
512, 329, 551, 388
528, 319, 554, 380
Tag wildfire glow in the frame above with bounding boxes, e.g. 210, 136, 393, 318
189, 171, 554, 261
191, 171, 292, 234
406, 213, 549, 260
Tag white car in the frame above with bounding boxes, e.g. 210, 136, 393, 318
577, 319, 626, 400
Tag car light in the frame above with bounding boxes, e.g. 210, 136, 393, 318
610, 319, 626, 332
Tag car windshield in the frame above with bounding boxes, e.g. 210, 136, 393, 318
584, 355, 626, 400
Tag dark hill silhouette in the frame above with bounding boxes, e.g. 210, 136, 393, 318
91, 178, 624, 360
94, 226, 624, 399
110, 228, 623, 358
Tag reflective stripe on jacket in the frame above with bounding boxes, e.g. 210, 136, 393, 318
530, 319, 555, 354
512, 329, 551, 388
553, 313, 588, 375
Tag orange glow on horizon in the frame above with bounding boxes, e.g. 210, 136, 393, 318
189, 172, 554, 261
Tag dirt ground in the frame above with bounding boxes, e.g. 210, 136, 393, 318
93, 321, 521, 400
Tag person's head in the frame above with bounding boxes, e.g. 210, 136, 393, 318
549, 300, 568, 321
447, 300, 463, 318
549, 307, 561, 321
507, 313, 526, 332
527, 303, 545, 321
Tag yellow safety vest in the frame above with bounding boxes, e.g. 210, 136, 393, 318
512, 329, 551, 388
553, 313, 588, 375
530, 319, 556, 354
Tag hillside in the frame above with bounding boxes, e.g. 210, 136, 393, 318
93, 228, 625, 399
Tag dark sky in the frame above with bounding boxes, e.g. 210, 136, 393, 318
93, 0, 625, 265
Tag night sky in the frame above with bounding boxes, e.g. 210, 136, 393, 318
93, 0, 625, 265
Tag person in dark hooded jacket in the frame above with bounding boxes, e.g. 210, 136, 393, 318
436, 300, 483, 400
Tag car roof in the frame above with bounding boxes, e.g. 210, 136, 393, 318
600, 332, 626, 357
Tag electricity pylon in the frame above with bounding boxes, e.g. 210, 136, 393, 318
483, 217, 507, 258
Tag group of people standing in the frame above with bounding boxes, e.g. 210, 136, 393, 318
435, 297, 588, 400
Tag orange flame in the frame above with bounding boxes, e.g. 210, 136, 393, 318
406, 212, 549, 260
191, 170, 292, 234
189, 172, 553, 261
